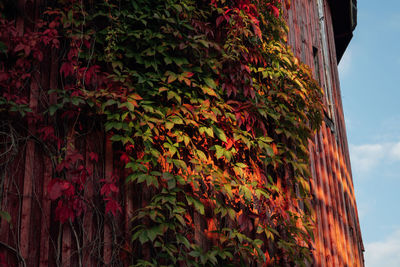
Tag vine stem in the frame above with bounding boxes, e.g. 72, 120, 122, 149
0, 241, 26, 267
70, 220, 83, 267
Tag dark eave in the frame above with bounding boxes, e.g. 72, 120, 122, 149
327, 0, 357, 63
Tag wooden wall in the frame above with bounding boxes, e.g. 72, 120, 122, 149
284, 0, 364, 266
0, 0, 364, 266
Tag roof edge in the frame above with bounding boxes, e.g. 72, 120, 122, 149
328, 0, 357, 63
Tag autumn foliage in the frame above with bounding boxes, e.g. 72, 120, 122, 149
0, 0, 323, 265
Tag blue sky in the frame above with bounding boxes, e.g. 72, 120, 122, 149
338, 0, 400, 266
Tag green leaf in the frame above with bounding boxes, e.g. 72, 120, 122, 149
176, 234, 190, 249
167, 178, 176, 189
265, 145, 275, 157
212, 125, 227, 143
215, 145, 224, 159
201, 86, 217, 97
147, 175, 159, 188
203, 77, 216, 89
162, 172, 174, 181
227, 208, 235, 220
167, 72, 177, 83
110, 134, 123, 142
235, 162, 247, 168
170, 116, 183, 124
175, 175, 186, 185
172, 159, 187, 170
126, 173, 138, 183
71, 97, 84, 106
147, 225, 162, 242
239, 185, 252, 201
183, 135, 190, 146
186, 196, 204, 215
0, 210, 11, 223
195, 149, 207, 161
139, 230, 148, 244
165, 122, 174, 130
0, 41, 7, 53
49, 105, 59, 116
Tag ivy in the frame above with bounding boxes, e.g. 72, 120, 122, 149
0, 0, 323, 266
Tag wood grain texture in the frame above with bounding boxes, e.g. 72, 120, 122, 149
0, 0, 364, 266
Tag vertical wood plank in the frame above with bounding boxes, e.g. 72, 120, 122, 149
20, 73, 39, 264
331, 128, 352, 267
83, 135, 96, 267
308, 141, 326, 267
61, 130, 78, 267
103, 136, 113, 264
313, 133, 334, 267
39, 156, 52, 266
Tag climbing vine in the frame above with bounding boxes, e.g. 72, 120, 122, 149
0, 0, 323, 266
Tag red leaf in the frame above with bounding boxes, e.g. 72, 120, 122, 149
84, 40, 91, 49
105, 198, 122, 216
184, 72, 194, 78
63, 182, 75, 197
216, 15, 225, 27
56, 160, 69, 172
225, 138, 234, 150
14, 43, 25, 52
49, 21, 57, 29
89, 152, 98, 162
60, 62, 74, 78
110, 183, 119, 193
55, 200, 74, 223
125, 144, 134, 153
100, 184, 109, 196
37, 125, 55, 141
100, 183, 119, 196
67, 47, 78, 61
47, 179, 71, 200
271, 5, 279, 18
252, 24, 262, 40
272, 143, 278, 155
23, 45, 31, 56
33, 50, 43, 62
167, 75, 176, 84
84, 65, 100, 85
120, 153, 130, 164
72, 198, 85, 217
52, 39, 60, 49
0, 72, 9, 82
0, 252, 7, 267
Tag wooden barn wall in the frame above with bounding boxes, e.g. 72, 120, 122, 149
0, 0, 364, 266
284, 0, 364, 266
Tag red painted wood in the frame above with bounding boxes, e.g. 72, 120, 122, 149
0, 0, 365, 266
313, 132, 334, 267
61, 131, 75, 267
20, 74, 39, 264
103, 136, 113, 265
39, 156, 52, 266
308, 140, 326, 267
285, 1, 364, 266
83, 134, 96, 267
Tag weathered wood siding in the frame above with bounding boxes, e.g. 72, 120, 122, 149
284, 0, 364, 266
0, 0, 364, 266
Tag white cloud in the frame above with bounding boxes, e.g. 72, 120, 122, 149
365, 229, 400, 267
350, 141, 400, 176
350, 144, 384, 174
389, 142, 400, 161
